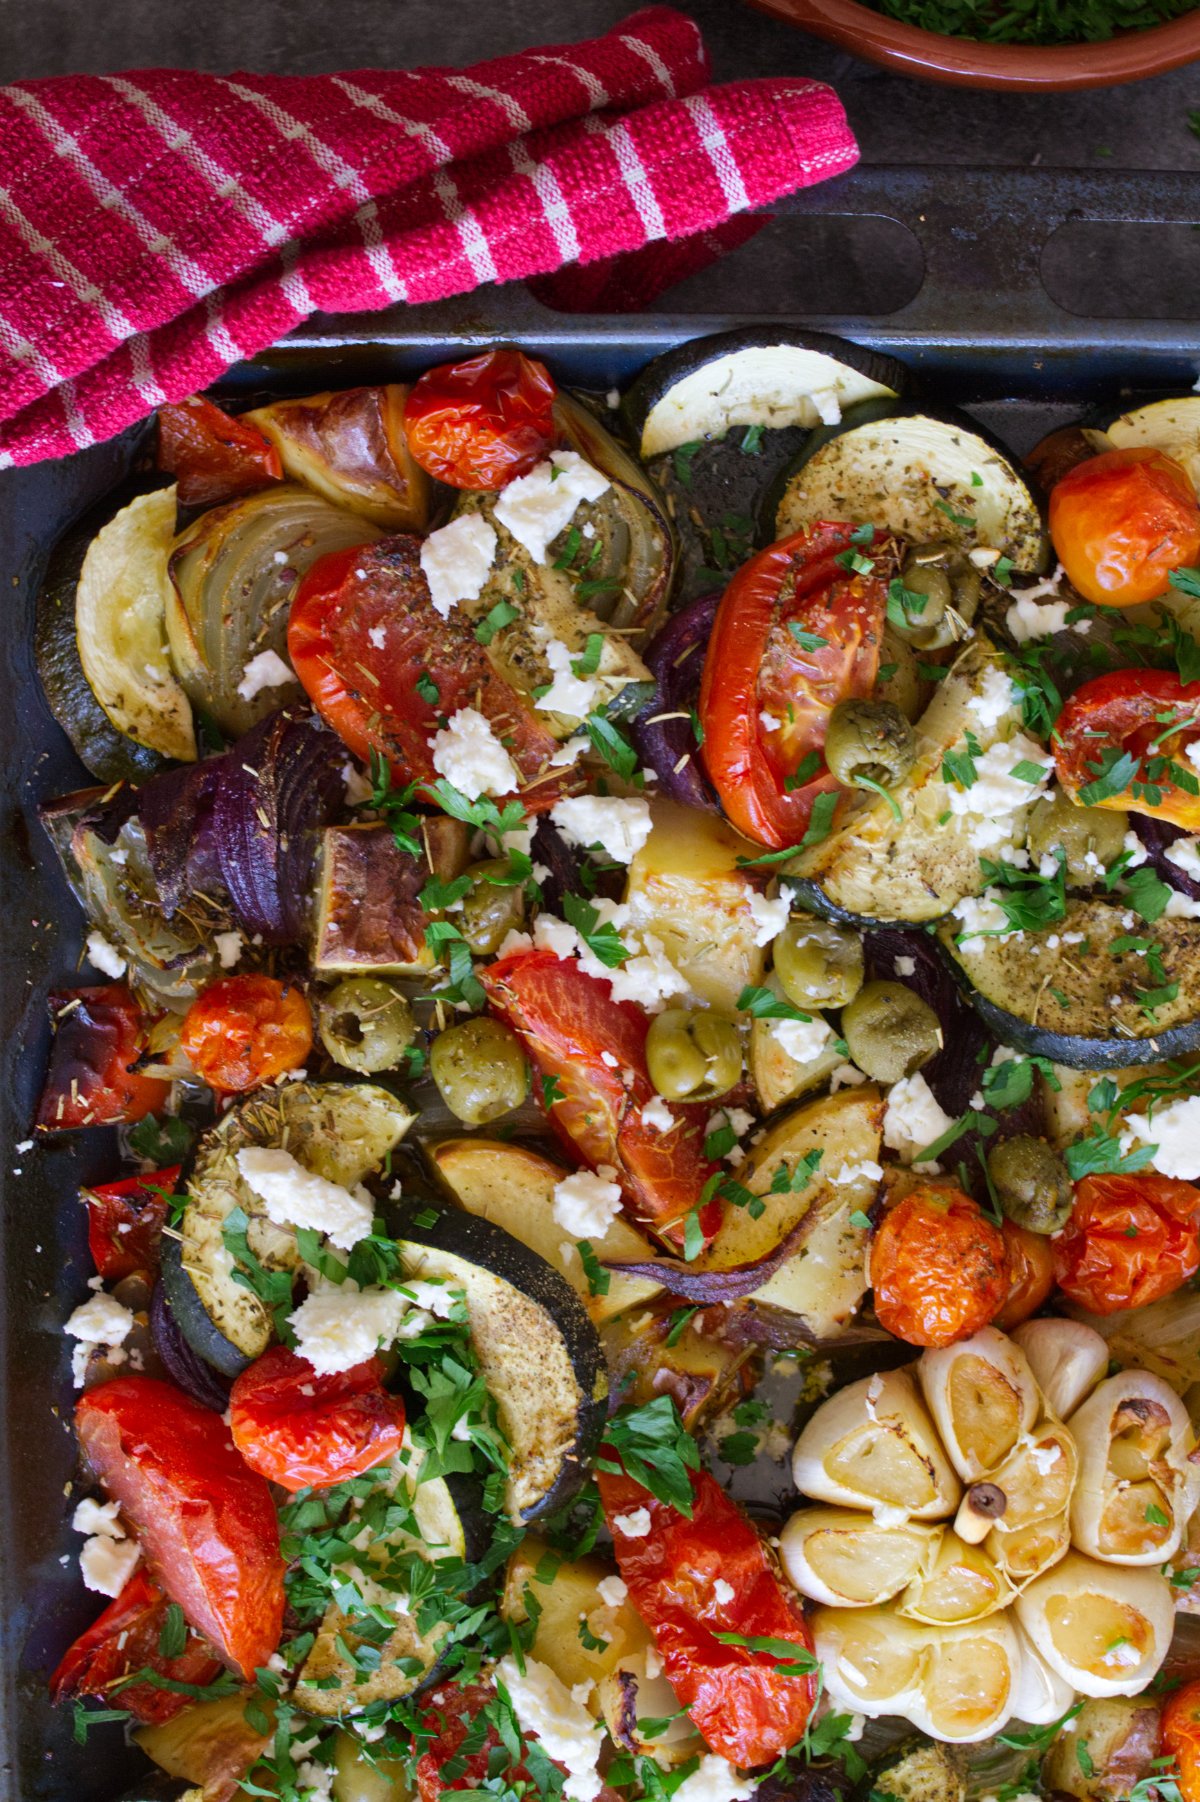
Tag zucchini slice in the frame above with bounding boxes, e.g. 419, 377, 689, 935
293, 1444, 483, 1716
428, 1137, 662, 1325
789, 638, 1025, 927
773, 402, 1047, 573
1105, 396, 1200, 491
392, 1204, 607, 1523
75, 485, 198, 763
935, 897, 1200, 1069
135, 1693, 271, 1800
160, 1080, 413, 1375
624, 328, 907, 459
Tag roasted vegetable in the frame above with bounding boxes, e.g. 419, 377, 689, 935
1041, 1696, 1162, 1802
245, 386, 432, 528
36, 983, 167, 1134
871, 1736, 967, 1802
136, 1692, 273, 1802
1015, 1552, 1173, 1698
314, 819, 469, 975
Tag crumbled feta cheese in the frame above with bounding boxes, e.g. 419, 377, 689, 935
966, 663, 1018, 731
65, 1291, 134, 1371
342, 759, 374, 806
713, 1578, 735, 1606
883, 1073, 954, 1165
613, 1507, 651, 1537
549, 734, 589, 768
72, 1496, 124, 1538
952, 891, 1018, 953
946, 733, 1053, 849
552, 1168, 623, 1239
670, 1755, 755, 1802
894, 955, 916, 977
597, 1574, 628, 1607
531, 907, 687, 1012
214, 929, 244, 969
1026, 1438, 1062, 1475
1166, 836, 1200, 882
497, 1655, 603, 1802
759, 710, 782, 733
551, 795, 652, 865
1102, 1639, 1142, 1669
419, 513, 497, 618
85, 930, 126, 978
770, 1014, 833, 1064
1188, 742, 1200, 777
236, 648, 294, 701
830, 1062, 867, 1090
494, 451, 610, 563
830, 1159, 884, 1186
367, 624, 386, 648
640, 1095, 675, 1133
1124, 1095, 1200, 1180
747, 890, 790, 948
431, 707, 519, 799
296, 1758, 334, 1802
80, 1532, 140, 1597
1005, 567, 1073, 643
1164, 889, 1200, 920
536, 638, 601, 721
236, 1147, 373, 1252
289, 1280, 416, 1376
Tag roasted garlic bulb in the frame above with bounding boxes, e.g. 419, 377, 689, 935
813, 1603, 1022, 1744
1069, 1370, 1200, 1566
1015, 1552, 1174, 1698
791, 1368, 961, 1521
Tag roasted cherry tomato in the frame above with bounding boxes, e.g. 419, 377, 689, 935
870, 1185, 1010, 1348
180, 974, 312, 1094
288, 538, 573, 813
481, 947, 720, 1250
83, 1165, 180, 1282
50, 1566, 222, 1724
36, 985, 168, 1134
1048, 446, 1200, 608
598, 1458, 816, 1766
403, 350, 557, 490
1053, 1172, 1200, 1314
994, 1219, 1055, 1331
156, 395, 283, 508
229, 1347, 406, 1492
1054, 668, 1200, 832
75, 1376, 285, 1679
1162, 1678, 1200, 1802
698, 524, 886, 848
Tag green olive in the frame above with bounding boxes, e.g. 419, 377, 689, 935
774, 917, 865, 1010
841, 980, 942, 1084
317, 978, 416, 1075
458, 859, 526, 957
646, 1009, 742, 1103
1026, 793, 1129, 886
987, 1135, 1073, 1235
430, 1017, 529, 1126
824, 699, 917, 790
898, 541, 982, 648
875, 630, 927, 723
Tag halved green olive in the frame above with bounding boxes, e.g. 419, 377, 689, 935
458, 859, 526, 957
988, 1135, 1073, 1235
774, 917, 864, 1010
841, 980, 942, 1084
646, 1008, 742, 1103
824, 700, 917, 791
1026, 794, 1128, 886
317, 978, 416, 1075
896, 541, 982, 649
430, 1017, 529, 1125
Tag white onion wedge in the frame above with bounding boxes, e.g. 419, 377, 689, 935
779, 1507, 936, 1608
1015, 1552, 1174, 1697
1012, 1318, 1108, 1421
792, 1368, 961, 1521
1068, 1370, 1200, 1566
919, 1328, 1040, 1481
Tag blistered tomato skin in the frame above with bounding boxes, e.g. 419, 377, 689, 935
994, 1219, 1055, 1331
36, 984, 168, 1132
1053, 1172, 1200, 1314
402, 349, 557, 490
229, 1347, 406, 1492
180, 974, 313, 1093
49, 1567, 222, 1723
870, 1185, 1010, 1348
157, 396, 282, 508
1048, 446, 1200, 608
1053, 668, 1200, 832
1163, 1678, 1200, 1802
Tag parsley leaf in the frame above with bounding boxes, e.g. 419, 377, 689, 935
1065, 1126, 1158, 1180
584, 710, 639, 781
577, 1240, 610, 1298
598, 1397, 700, 1516
571, 633, 604, 678
475, 599, 521, 646
562, 893, 629, 968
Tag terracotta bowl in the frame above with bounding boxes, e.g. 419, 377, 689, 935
746, 0, 1200, 89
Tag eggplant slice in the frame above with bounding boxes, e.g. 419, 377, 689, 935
772, 402, 1048, 573
623, 328, 907, 459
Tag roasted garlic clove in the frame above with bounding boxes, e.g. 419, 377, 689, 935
907, 1614, 1021, 1743
897, 1529, 1012, 1627
919, 1328, 1040, 1482
1015, 1551, 1174, 1697
1012, 1317, 1108, 1422
811, 1604, 927, 1717
792, 1368, 962, 1522
779, 1506, 938, 1608
1009, 1625, 1078, 1725
1069, 1370, 1200, 1566
986, 1421, 1078, 1534
986, 1509, 1072, 1587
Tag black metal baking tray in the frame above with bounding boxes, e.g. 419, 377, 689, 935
4, 161, 1200, 1802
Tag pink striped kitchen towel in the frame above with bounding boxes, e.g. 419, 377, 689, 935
0, 6, 857, 467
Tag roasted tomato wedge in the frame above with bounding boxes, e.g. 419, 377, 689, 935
1048, 446, 1200, 608
481, 948, 720, 1250
1053, 1172, 1200, 1314
229, 1347, 406, 1492
75, 1376, 285, 1678
994, 1219, 1055, 1331
698, 524, 886, 848
50, 1566, 222, 1724
36, 985, 168, 1134
83, 1166, 179, 1282
598, 1457, 816, 1766
403, 350, 557, 490
870, 1184, 1009, 1348
1163, 1678, 1200, 1802
180, 974, 313, 1094
156, 395, 283, 508
288, 537, 572, 813
1054, 669, 1200, 831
